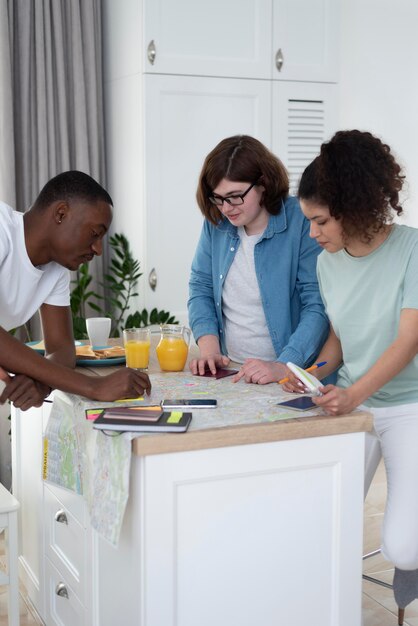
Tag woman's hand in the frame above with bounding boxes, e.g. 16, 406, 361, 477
233, 359, 288, 385
189, 353, 230, 376
281, 367, 310, 393
312, 384, 358, 415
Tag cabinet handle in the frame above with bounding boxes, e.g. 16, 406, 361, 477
147, 40, 156, 65
55, 583, 69, 599
275, 48, 284, 72
54, 509, 68, 525
148, 268, 157, 291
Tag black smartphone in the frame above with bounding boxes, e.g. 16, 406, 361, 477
162, 399, 217, 409
276, 396, 316, 411
200, 368, 238, 380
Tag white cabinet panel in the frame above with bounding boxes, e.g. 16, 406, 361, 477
144, 74, 271, 321
273, 0, 339, 82
44, 486, 87, 604
272, 81, 338, 193
144, 0, 339, 83
11, 405, 45, 618
144, 0, 272, 79
143, 433, 364, 626
44, 558, 86, 626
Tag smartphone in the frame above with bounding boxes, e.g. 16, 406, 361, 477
162, 399, 217, 409
200, 368, 238, 380
277, 396, 316, 411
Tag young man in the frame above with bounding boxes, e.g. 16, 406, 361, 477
0, 170, 151, 410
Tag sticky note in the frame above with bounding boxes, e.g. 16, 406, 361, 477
167, 411, 183, 424
85, 409, 103, 421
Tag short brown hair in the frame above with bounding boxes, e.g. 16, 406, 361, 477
298, 130, 404, 242
196, 135, 289, 225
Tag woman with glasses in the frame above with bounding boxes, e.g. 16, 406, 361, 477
188, 135, 329, 384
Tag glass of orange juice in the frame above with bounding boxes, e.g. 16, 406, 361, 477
123, 328, 151, 371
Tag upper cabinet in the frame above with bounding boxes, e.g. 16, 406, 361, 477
271, 0, 339, 82
143, 0, 272, 79
143, 0, 339, 82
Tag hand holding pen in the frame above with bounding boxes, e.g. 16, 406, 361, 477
278, 361, 327, 385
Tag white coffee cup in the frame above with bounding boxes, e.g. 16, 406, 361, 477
86, 317, 111, 347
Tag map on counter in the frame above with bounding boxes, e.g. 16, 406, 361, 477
43, 373, 323, 546
145, 371, 323, 428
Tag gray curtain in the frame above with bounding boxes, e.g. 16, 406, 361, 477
2, 0, 108, 321
0, 0, 16, 207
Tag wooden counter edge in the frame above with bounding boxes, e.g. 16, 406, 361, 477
132, 410, 373, 456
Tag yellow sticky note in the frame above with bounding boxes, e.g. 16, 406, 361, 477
167, 411, 183, 424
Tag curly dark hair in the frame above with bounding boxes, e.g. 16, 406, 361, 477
196, 135, 289, 225
298, 130, 405, 242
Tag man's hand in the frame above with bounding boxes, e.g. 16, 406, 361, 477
233, 359, 288, 385
91, 369, 152, 401
0, 374, 50, 410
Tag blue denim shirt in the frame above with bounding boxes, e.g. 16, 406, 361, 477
188, 196, 329, 367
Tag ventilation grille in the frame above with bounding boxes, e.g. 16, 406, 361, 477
286, 99, 326, 195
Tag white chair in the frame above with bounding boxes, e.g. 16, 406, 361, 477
0, 483, 20, 626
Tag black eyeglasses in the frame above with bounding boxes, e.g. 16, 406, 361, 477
208, 181, 257, 207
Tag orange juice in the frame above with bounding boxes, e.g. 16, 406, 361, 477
156, 337, 188, 371
125, 340, 150, 370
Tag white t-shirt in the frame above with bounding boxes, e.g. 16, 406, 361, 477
222, 227, 276, 363
0, 201, 70, 331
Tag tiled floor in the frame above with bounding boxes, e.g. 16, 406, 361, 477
0, 460, 416, 625
0, 536, 42, 625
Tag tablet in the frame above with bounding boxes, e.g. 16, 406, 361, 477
277, 396, 316, 411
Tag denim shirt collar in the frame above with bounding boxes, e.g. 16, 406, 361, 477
216, 198, 288, 240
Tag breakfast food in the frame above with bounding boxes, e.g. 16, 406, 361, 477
96, 346, 125, 359
75, 344, 125, 360
75, 345, 97, 359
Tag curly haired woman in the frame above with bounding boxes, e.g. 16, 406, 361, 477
287, 129, 418, 616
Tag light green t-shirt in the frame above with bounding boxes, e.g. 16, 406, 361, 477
317, 224, 418, 407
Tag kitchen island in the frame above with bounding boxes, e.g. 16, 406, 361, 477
12, 348, 372, 626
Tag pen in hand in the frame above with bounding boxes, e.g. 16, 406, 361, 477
278, 361, 327, 385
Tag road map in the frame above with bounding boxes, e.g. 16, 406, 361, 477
43, 373, 322, 545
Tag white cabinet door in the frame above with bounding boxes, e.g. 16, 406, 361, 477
142, 433, 364, 626
272, 81, 338, 194
272, 0, 339, 82
143, 0, 272, 79
144, 74, 271, 322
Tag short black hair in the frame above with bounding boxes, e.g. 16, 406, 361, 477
33, 170, 113, 209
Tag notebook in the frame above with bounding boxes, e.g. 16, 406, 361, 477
93, 410, 192, 433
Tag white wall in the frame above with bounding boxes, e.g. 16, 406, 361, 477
102, 0, 146, 311
339, 0, 418, 225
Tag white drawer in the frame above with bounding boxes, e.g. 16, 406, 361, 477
45, 557, 86, 626
44, 486, 88, 603
44, 481, 86, 525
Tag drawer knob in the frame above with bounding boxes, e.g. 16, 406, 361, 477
55, 583, 69, 599
54, 509, 68, 524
